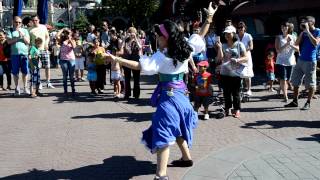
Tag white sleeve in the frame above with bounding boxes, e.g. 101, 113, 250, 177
139, 52, 163, 75
188, 34, 206, 55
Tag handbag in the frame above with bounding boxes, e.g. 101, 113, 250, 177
234, 42, 249, 78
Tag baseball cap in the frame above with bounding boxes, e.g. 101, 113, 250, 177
223, 25, 236, 33
197, 60, 209, 67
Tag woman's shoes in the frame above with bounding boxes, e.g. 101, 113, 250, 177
154, 175, 169, 180
171, 158, 193, 167
233, 110, 240, 118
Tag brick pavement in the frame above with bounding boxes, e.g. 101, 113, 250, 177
0, 68, 319, 180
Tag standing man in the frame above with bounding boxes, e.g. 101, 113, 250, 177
7, 16, 30, 95
29, 15, 54, 89
100, 21, 110, 50
285, 16, 320, 110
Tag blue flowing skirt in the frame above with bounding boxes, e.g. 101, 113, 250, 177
142, 89, 198, 153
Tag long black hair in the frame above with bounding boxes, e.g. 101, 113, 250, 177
154, 20, 192, 66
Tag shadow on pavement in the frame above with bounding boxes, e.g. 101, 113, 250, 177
241, 120, 320, 129
72, 112, 152, 122
297, 134, 320, 143
241, 106, 294, 113
0, 156, 156, 180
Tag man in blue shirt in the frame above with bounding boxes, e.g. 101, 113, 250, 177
285, 16, 320, 110
7, 16, 30, 96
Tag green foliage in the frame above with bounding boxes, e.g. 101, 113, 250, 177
73, 12, 90, 32
100, 0, 160, 26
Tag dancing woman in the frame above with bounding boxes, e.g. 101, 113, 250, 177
105, 3, 217, 179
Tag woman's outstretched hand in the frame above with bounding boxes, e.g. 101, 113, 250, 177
204, 2, 218, 17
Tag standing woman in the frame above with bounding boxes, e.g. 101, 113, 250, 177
216, 25, 248, 118
123, 27, 142, 99
0, 29, 11, 90
105, 3, 217, 179
275, 21, 298, 102
92, 39, 106, 94
56, 28, 77, 96
237, 21, 254, 95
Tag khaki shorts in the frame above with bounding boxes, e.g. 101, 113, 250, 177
290, 59, 317, 89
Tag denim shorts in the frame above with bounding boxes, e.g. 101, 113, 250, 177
291, 60, 317, 88
275, 64, 293, 81
11, 55, 29, 75
266, 72, 275, 81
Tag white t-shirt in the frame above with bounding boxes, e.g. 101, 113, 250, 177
188, 34, 206, 55
238, 32, 254, 77
139, 51, 189, 75
275, 34, 296, 66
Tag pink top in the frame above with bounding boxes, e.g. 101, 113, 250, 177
60, 42, 75, 60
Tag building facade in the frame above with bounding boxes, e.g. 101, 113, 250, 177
0, 0, 97, 28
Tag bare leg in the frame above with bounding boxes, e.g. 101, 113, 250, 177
22, 73, 28, 89
245, 78, 251, 91
45, 68, 50, 82
176, 137, 192, 161
307, 87, 315, 102
13, 75, 19, 89
80, 69, 84, 79
293, 86, 299, 100
156, 146, 170, 177
280, 80, 288, 99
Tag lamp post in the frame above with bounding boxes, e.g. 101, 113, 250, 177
67, 0, 71, 29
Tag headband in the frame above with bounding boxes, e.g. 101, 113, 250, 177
159, 24, 169, 40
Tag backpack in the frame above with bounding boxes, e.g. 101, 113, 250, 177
3, 28, 13, 58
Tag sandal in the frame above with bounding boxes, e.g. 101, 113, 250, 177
233, 111, 240, 118
154, 175, 169, 180
171, 158, 193, 167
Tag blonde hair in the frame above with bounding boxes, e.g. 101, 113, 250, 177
127, 27, 137, 34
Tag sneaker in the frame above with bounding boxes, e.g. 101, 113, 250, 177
39, 83, 43, 90
284, 101, 298, 108
204, 113, 210, 120
14, 88, 20, 96
283, 97, 288, 103
301, 102, 310, 110
263, 82, 267, 89
23, 88, 30, 95
154, 175, 169, 180
268, 88, 276, 92
246, 90, 252, 96
47, 83, 55, 89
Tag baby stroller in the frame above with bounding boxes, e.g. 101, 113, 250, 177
240, 79, 250, 103
210, 89, 226, 119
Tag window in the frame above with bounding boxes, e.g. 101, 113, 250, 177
254, 18, 265, 35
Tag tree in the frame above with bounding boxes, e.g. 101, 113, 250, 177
100, 0, 160, 27
73, 12, 90, 33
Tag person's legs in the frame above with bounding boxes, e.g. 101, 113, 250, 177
156, 146, 170, 177
4, 61, 11, 88
60, 60, 69, 93
133, 69, 141, 99
11, 55, 20, 90
123, 67, 132, 98
176, 137, 192, 161
68, 61, 76, 93
231, 77, 242, 112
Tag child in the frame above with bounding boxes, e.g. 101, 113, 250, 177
74, 40, 85, 81
193, 61, 213, 120
86, 49, 97, 95
51, 39, 60, 68
109, 55, 123, 99
29, 38, 43, 97
265, 50, 276, 91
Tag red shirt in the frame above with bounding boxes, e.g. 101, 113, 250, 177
265, 58, 275, 73
193, 71, 212, 96
0, 44, 7, 61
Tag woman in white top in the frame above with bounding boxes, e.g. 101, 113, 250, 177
275, 21, 299, 102
237, 21, 254, 95
105, 4, 217, 180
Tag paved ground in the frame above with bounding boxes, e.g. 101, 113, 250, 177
0, 68, 320, 180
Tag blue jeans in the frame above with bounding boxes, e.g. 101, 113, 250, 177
59, 59, 76, 93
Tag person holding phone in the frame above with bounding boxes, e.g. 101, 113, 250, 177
285, 16, 320, 110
